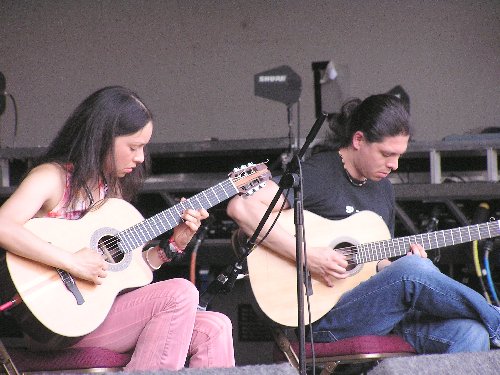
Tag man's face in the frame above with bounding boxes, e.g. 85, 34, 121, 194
355, 133, 410, 181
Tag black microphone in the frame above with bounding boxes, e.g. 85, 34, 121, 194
0, 72, 6, 115
472, 202, 490, 224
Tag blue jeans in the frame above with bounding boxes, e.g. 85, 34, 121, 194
311, 256, 500, 353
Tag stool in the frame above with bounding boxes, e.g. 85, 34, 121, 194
272, 327, 417, 375
1, 338, 131, 374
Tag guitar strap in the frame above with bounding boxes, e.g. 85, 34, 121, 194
83, 183, 95, 205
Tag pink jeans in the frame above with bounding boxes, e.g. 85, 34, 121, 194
72, 278, 235, 371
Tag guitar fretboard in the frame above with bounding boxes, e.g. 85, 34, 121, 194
117, 178, 237, 252
354, 220, 500, 264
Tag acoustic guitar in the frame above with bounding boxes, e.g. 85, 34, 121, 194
1, 162, 271, 338
247, 209, 500, 327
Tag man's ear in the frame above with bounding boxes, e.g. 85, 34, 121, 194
352, 131, 365, 150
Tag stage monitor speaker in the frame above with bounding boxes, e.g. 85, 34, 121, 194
132, 363, 296, 374
208, 278, 275, 366
368, 350, 500, 375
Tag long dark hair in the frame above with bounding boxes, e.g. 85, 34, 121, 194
37, 86, 153, 208
315, 94, 411, 152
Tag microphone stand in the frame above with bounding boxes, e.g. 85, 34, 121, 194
245, 113, 327, 374
198, 113, 327, 374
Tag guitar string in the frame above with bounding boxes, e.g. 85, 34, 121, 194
95, 195, 496, 264
97, 220, 498, 263
335, 221, 500, 265
332, 221, 499, 266
94, 179, 233, 255
93, 168, 267, 259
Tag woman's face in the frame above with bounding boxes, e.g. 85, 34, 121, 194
112, 121, 153, 178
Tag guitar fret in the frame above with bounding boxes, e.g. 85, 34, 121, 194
220, 181, 233, 200
366, 243, 374, 263
357, 244, 364, 264
193, 195, 203, 209
152, 215, 168, 235
396, 240, 404, 254
129, 226, 143, 249
355, 243, 367, 264
486, 224, 492, 238
201, 190, 210, 206
151, 216, 163, 234
119, 231, 134, 253
357, 220, 500, 264
437, 230, 445, 248
115, 166, 270, 252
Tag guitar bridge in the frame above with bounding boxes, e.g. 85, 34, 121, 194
56, 268, 85, 305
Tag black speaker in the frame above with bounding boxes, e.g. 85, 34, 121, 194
207, 278, 276, 366
368, 350, 500, 375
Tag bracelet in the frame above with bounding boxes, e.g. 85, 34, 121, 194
376, 260, 383, 273
169, 236, 183, 252
158, 236, 185, 263
145, 248, 161, 270
156, 245, 170, 263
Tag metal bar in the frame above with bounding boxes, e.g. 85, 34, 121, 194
0, 159, 9, 187
429, 149, 441, 184
486, 148, 498, 182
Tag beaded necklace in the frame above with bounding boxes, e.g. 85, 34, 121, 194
338, 151, 367, 187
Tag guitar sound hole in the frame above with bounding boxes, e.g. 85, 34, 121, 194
335, 242, 357, 272
98, 235, 124, 264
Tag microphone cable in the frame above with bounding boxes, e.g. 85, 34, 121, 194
471, 202, 492, 303
472, 240, 491, 304
483, 240, 499, 306
189, 217, 213, 285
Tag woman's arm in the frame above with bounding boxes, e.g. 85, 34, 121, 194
0, 164, 108, 284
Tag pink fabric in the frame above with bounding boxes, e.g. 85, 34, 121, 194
188, 311, 235, 368
8, 347, 131, 371
38, 170, 234, 371
72, 278, 235, 371
45, 166, 107, 220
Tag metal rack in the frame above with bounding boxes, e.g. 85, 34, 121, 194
1, 137, 499, 200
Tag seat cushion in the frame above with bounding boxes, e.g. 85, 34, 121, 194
274, 334, 416, 362
7, 346, 131, 371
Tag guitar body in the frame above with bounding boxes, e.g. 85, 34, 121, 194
1, 162, 272, 339
247, 210, 391, 327
5, 198, 153, 338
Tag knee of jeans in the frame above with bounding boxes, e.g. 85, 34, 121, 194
450, 321, 490, 352
391, 256, 436, 275
196, 311, 233, 339
209, 312, 233, 334
468, 323, 490, 351
155, 278, 199, 308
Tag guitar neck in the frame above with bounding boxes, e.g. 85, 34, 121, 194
355, 220, 500, 264
117, 178, 237, 252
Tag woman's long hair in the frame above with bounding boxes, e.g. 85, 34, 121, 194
36, 86, 153, 209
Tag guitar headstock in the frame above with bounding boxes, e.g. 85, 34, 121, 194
229, 162, 272, 196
